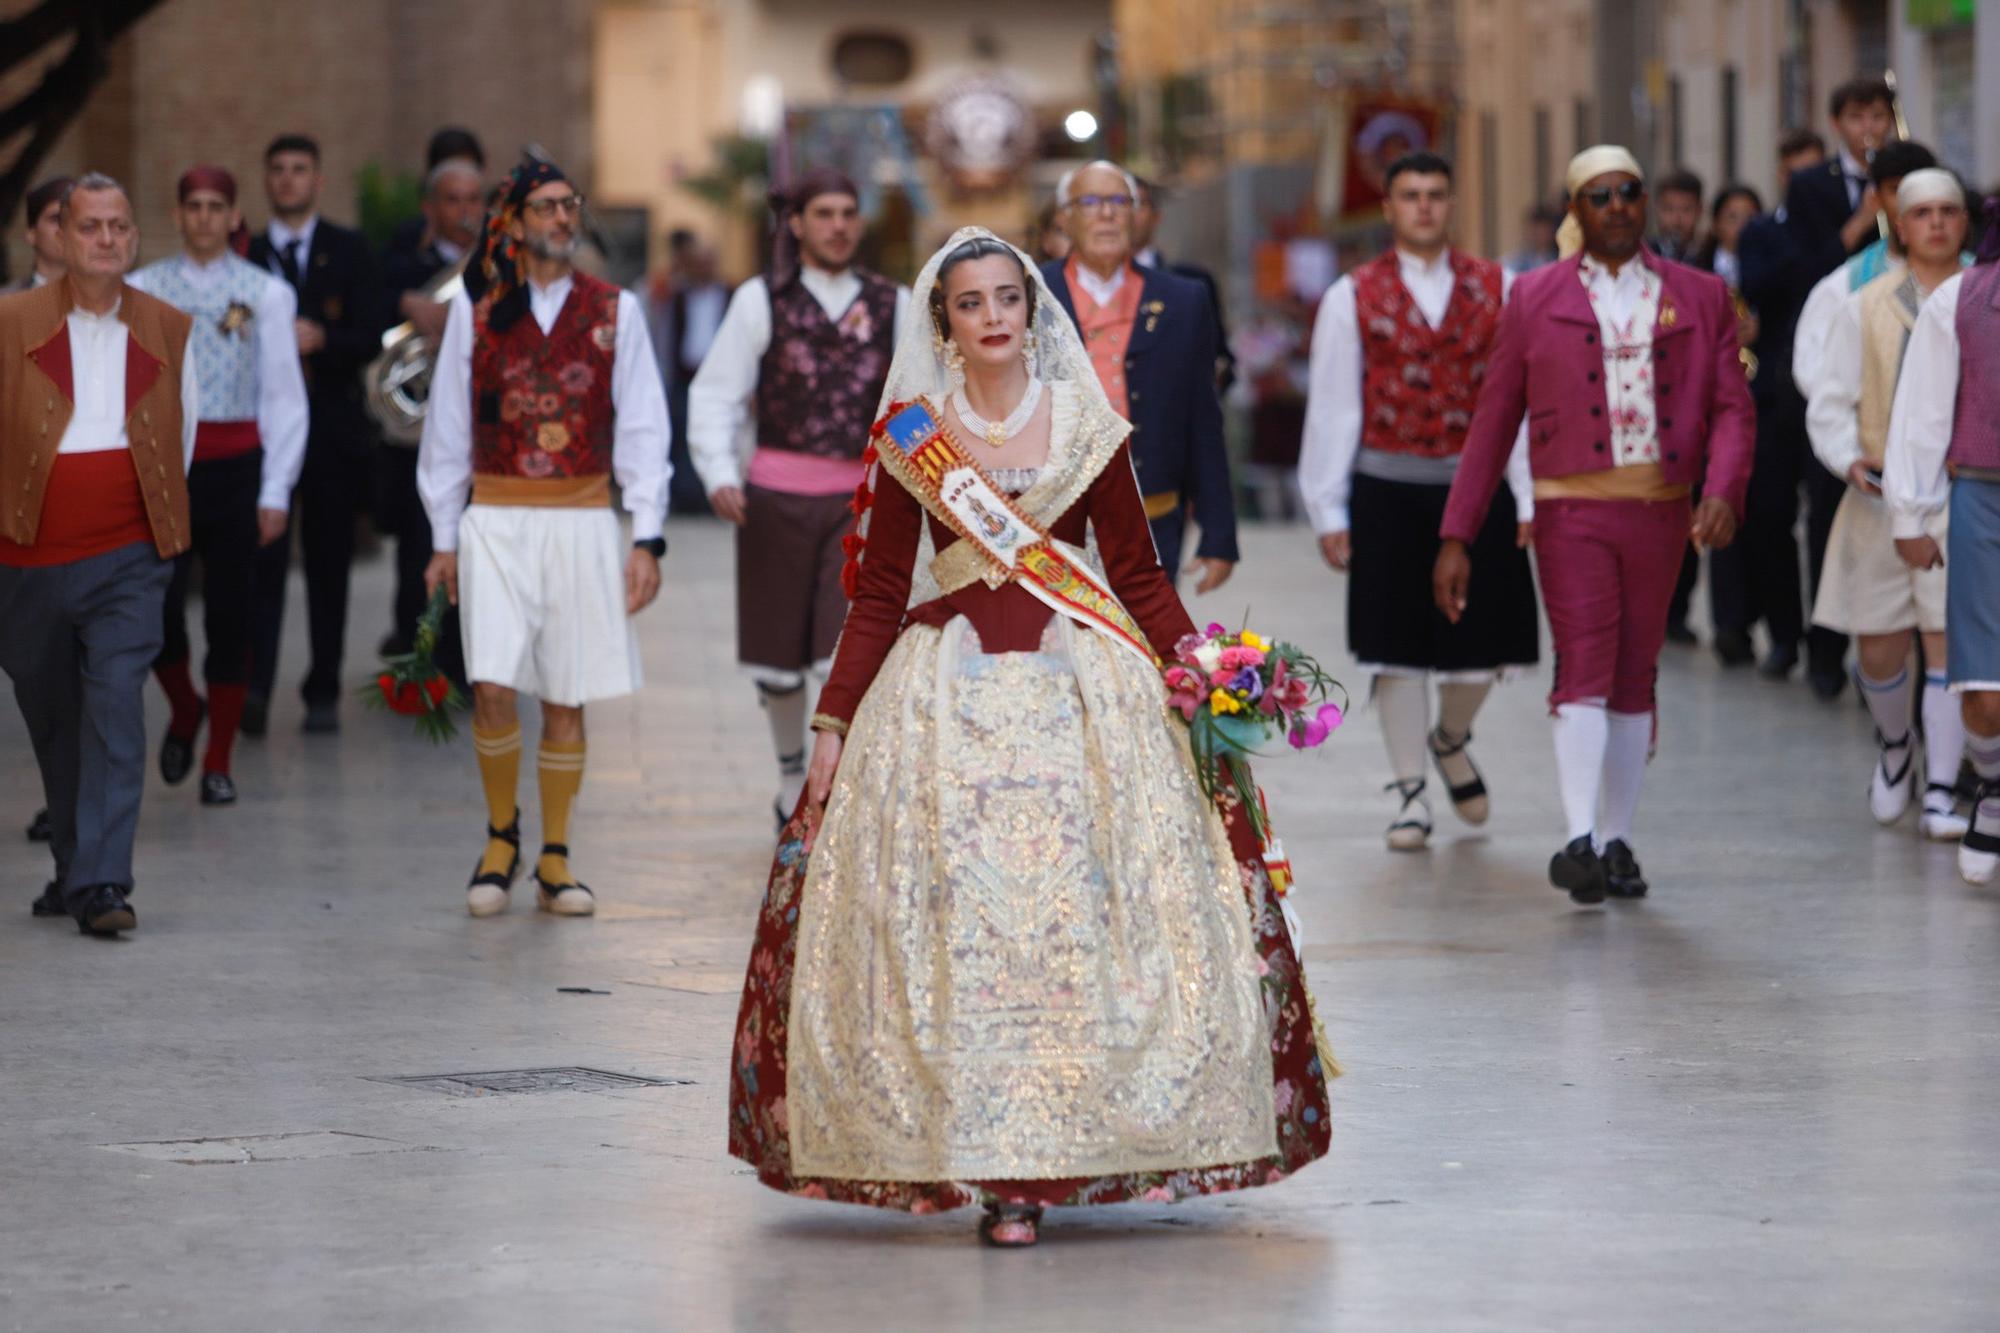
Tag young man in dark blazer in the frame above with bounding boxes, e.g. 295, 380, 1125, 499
247, 133, 384, 733
1042, 160, 1236, 593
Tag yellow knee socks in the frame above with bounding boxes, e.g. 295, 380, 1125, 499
472, 723, 522, 877
537, 739, 587, 884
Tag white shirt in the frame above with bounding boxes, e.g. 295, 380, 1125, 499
129, 253, 309, 512
1072, 262, 1127, 308
417, 274, 672, 551
1883, 269, 1965, 540
686, 268, 912, 492
1298, 249, 1533, 533
1805, 281, 1877, 480
1793, 262, 1861, 402
1837, 148, 1869, 210
263, 215, 318, 283
1580, 253, 1665, 467
56, 297, 200, 470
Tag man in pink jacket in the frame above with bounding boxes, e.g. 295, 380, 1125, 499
1435, 146, 1755, 905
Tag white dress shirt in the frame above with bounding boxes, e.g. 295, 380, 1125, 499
56, 298, 200, 470
1580, 254, 1665, 467
1072, 262, 1127, 308
1298, 249, 1533, 533
263, 215, 318, 284
1806, 283, 1875, 480
686, 268, 912, 492
130, 253, 310, 512
1793, 262, 1863, 402
418, 274, 672, 551
1882, 269, 1965, 540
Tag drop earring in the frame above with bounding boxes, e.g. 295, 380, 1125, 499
1020, 329, 1037, 376
944, 339, 966, 385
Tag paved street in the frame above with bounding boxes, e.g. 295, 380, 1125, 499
3, 518, 1996, 1332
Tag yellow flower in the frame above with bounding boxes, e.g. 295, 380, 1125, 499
537, 421, 572, 454
1209, 688, 1242, 715
1240, 631, 1267, 650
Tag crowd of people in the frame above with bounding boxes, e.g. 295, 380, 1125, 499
4, 65, 1998, 1246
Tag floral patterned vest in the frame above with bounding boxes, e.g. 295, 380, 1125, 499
1355, 249, 1503, 459
753, 270, 897, 460
471, 271, 618, 480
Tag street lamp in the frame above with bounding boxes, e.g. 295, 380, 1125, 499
1063, 109, 1099, 143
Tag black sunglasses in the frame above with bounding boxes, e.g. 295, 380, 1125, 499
1580, 181, 1646, 208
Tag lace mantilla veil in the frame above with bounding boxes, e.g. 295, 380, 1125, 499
850, 226, 1137, 610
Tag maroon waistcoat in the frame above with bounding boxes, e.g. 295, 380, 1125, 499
1948, 264, 2000, 471
1355, 250, 1503, 459
754, 270, 897, 460
472, 271, 619, 479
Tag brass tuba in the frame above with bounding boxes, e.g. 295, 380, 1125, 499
365, 257, 466, 446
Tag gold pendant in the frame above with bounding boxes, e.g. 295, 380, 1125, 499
985, 422, 1007, 448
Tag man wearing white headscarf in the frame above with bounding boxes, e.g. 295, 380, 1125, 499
1808, 167, 1974, 842
1436, 146, 1754, 906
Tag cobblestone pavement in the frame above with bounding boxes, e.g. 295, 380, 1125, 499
2, 520, 1995, 1331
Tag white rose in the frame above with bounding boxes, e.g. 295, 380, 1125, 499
1193, 642, 1224, 673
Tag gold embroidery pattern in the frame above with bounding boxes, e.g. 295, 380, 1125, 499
788, 619, 1275, 1181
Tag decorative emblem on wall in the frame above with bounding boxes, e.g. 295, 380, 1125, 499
925, 75, 1038, 193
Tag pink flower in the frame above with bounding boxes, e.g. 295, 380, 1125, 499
1205, 623, 1227, 638
1273, 1080, 1295, 1115
771, 1096, 788, 1132
558, 361, 595, 394
796, 1183, 829, 1200
1265, 1167, 1286, 1185
1289, 702, 1343, 750
1163, 665, 1200, 692
1143, 1186, 1174, 1202
1219, 645, 1266, 670
910, 1198, 938, 1215
1173, 633, 1207, 665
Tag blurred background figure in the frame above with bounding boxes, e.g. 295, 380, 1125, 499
1133, 174, 1236, 392
1651, 169, 1705, 264
1504, 201, 1562, 274
5, 177, 70, 294
1029, 197, 1070, 265
648, 227, 727, 517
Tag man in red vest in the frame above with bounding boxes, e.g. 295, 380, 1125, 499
419, 158, 671, 919
0, 173, 197, 937
1299, 151, 1539, 851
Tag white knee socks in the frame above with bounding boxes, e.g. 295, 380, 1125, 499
1858, 665, 1913, 744
757, 678, 809, 786
1923, 670, 1964, 791
1374, 675, 1430, 785
1435, 680, 1493, 746
1552, 702, 1609, 843
1599, 710, 1651, 845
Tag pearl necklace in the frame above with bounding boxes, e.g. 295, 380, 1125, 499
953, 378, 1043, 449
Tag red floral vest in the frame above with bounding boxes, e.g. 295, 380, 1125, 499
1354, 250, 1503, 459
1948, 263, 2000, 472
754, 270, 898, 460
471, 271, 619, 480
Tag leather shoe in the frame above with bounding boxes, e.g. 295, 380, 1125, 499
73, 884, 136, 937
1808, 669, 1847, 702
1713, 629, 1754, 666
1664, 619, 1697, 647
26, 807, 50, 842
302, 700, 339, 734
31, 881, 65, 917
241, 694, 269, 737
1601, 839, 1649, 898
1758, 644, 1799, 680
159, 706, 203, 785
1548, 836, 1607, 904
200, 772, 238, 806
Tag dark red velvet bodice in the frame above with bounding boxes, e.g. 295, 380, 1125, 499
816, 441, 1195, 726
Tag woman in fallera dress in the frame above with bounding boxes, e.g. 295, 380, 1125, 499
726, 228, 1335, 1247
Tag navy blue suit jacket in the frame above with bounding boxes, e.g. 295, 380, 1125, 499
1783, 158, 1870, 295
1042, 260, 1237, 561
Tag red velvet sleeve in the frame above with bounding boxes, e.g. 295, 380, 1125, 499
1088, 441, 1198, 658
812, 469, 922, 731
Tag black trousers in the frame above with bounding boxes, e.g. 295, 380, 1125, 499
372, 442, 464, 683
250, 432, 363, 706
1803, 458, 1850, 675
159, 450, 260, 683
1709, 388, 1808, 650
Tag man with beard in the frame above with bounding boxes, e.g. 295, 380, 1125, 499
419, 158, 671, 919
130, 166, 308, 807
1435, 147, 1753, 906
687, 170, 908, 826
246, 133, 383, 735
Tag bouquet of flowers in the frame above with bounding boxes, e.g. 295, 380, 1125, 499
1164, 623, 1346, 843
362, 583, 466, 743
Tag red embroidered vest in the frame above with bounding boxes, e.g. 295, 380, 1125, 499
1948, 263, 2000, 472
754, 269, 898, 460
471, 271, 619, 480
1355, 250, 1504, 459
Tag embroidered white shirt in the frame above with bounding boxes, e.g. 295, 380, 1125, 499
1579, 253, 1663, 467
1882, 270, 1964, 540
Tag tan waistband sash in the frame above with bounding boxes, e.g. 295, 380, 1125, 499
470, 474, 613, 508
1533, 464, 1690, 503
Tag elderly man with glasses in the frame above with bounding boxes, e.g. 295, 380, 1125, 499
1435, 146, 1754, 906
1042, 160, 1236, 593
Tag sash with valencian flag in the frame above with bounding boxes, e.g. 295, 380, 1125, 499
865, 398, 1158, 666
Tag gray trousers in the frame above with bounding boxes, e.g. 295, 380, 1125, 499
0, 541, 171, 908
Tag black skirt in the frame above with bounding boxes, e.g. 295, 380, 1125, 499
1347, 473, 1539, 673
